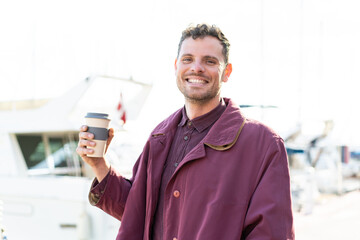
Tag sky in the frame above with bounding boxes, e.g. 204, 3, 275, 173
0, 0, 359, 144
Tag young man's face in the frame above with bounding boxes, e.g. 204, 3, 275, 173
175, 36, 232, 105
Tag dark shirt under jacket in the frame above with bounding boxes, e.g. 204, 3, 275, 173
152, 99, 226, 240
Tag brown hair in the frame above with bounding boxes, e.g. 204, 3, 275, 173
177, 23, 230, 64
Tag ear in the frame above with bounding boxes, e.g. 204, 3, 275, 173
174, 58, 178, 72
222, 63, 232, 82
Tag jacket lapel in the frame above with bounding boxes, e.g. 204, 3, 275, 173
175, 142, 207, 173
145, 110, 182, 221
203, 99, 246, 151
173, 99, 246, 173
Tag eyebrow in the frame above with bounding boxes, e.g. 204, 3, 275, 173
203, 55, 219, 62
180, 53, 193, 58
180, 54, 220, 62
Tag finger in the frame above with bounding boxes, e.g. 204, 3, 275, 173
76, 146, 94, 157
78, 139, 96, 148
80, 125, 88, 132
105, 128, 114, 153
108, 128, 114, 141
79, 131, 94, 140
76, 146, 86, 157
106, 128, 114, 146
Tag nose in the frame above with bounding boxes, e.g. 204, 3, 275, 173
190, 60, 205, 73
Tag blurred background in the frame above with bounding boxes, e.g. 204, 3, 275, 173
0, 0, 359, 239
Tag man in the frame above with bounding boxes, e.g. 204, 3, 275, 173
77, 23, 295, 240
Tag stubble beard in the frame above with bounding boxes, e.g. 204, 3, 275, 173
177, 77, 222, 105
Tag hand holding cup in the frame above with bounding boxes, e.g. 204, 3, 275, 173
77, 113, 114, 180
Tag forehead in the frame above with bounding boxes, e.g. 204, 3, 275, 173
179, 36, 224, 61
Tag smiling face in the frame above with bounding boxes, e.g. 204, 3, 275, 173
175, 36, 232, 107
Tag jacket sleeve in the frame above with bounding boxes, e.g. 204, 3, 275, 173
243, 137, 295, 239
88, 155, 142, 221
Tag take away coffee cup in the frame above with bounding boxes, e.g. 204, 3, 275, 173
85, 112, 111, 158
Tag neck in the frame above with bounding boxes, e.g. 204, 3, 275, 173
184, 96, 221, 120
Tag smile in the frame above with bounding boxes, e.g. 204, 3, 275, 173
186, 78, 208, 84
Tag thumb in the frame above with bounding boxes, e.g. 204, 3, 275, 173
105, 128, 114, 153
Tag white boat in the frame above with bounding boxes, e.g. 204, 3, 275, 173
0, 76, 151, 240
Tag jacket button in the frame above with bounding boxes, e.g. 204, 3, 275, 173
173, 190, 180, 198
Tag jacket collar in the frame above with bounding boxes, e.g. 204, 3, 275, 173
202, 98, 246, 151
178, 98, 226, 133
150, 98, 246, 151
150, 108, 183, 138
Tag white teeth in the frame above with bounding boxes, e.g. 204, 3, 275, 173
187, 78, 206, 83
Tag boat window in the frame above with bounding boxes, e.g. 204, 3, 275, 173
16, 135, 47, 169
16, 133, 82, 176
49, 137, 68, 168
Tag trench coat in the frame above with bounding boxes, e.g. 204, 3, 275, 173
89, 98, 295, 240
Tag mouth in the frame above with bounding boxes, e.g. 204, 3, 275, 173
185, 77, 209, 84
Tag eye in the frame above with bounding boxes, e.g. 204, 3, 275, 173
205, 59, 218, 66
206, 60, 216, 65
204, 56, 218, 65
182, 57, 192, 63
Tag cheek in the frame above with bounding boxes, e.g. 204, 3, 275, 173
217, 67, 228, 81
215, 69, 224, 80
221, 71, 227, 82
175, 64, 185, 76
176, 70, 183, 82
216, 65, 225, 75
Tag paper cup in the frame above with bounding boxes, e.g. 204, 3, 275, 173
85, 112, 110, 157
